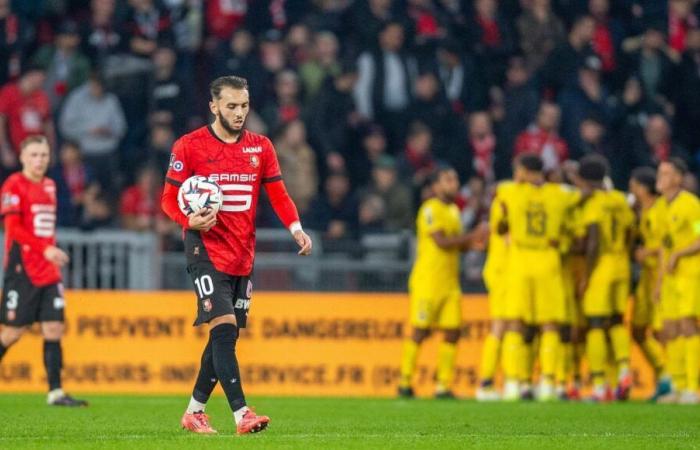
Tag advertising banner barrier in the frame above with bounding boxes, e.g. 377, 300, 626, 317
0, 291, 656, 398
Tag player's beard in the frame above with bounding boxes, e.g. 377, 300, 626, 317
218, 111, 243, 136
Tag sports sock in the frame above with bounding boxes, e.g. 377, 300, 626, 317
0, 342, 7, 362
609, 324, 631, 374
210, 324, 246, 412
556, 342, 573, 387
436, 341, 457, 392
187, 397, 207, 414
685, 334, 700, 392
667, 336, 687, 391
399, 339, 420, 388
502, 331, 523, 381
43, 340, 62, 391
191, 336, 217, 406
640, 336, 665, 378
233, 406, 250, 425
478, 334, 502, 384
586, 328, 607, 388
539, 330, 559, 381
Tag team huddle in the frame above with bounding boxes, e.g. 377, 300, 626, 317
401, 153, 700, 404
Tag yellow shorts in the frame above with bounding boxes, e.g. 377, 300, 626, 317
505, 248, 565, 324
659, 274, 700, 321
409, 283, 462, 329
583, 256, 630, 317
632, 267, 662, 330
484, 270, 507, 320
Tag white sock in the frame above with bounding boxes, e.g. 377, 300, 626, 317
186, 396, 207, 413
47, 388, 65, 403
233, 406, 250, 424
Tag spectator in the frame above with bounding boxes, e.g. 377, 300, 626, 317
514, 102, 568, 170
205, 0, 247, 43
59, 72, 126, 189
119, 164, 162, 231
32, 20, 91, 111
354, 21, 415, 147
457, 175, 489, 229
149, 46, 189, 133
212, 29, 266, 105
588, 0, 625, 81
467, 0, 515, 87
558, 55, 613, 155
257, 29, 289, 107
0, 65, 54, 173
361, 155, 414, 231
285, 22, 313, 67
274, 119, 318, 215
358, 192, 387, 234
631, 114, 691, 169
299, 31, 341, 102
516, 0, 566, 73
307, 60, 359, 178
675, 28, 700, 153
51, 140, 94, 227
541, 14, 596, 95
467, 111, 497, 183
345, 0, 398, 53
146, 121, 175, 174
120, 0, 174, 60
347, 123, 389, 189
260, 69, 303, 132
0, 0, 32, 85
668, 0, 699, 56
80, 0, 121, 66
304, 171, 359, 241
79, 182, 114, 230
398, 121, 437, 190
436, 39, 486, 114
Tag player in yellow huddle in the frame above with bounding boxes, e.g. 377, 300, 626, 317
399, 166, 485, 398
654, 159, 700, 404
628, 167, 669, 400
576, 155, 635, 401
498, 154, 580, 401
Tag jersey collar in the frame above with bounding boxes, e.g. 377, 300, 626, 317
207, 124, 246, 144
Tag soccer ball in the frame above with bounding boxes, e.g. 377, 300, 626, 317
177, 175, 224, 215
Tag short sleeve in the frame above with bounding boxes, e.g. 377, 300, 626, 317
581, 198, 601, 227
261, 138, 282, 183
419, 203, 445, 235
687, 196, 700, 236
0, 178, 21, 216
164, 137, 190, 186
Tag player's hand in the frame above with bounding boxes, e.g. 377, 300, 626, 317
667, 252, 679, 273
294, 230, 313, 256
188, 208, 217, 232
44, 245, 69, 267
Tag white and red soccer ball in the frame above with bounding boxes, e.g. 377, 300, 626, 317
177, 175, 224, 215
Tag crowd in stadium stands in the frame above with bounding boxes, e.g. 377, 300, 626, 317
2, 0, 700, 250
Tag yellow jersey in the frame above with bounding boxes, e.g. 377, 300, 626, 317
504, 182, 581, 250
658, 190, 700, 277
638, 198, 666, 269
409, 197, 463, 289
483, 181, 516, 285
581, 189, 634, 257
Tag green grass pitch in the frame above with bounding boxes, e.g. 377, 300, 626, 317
0, 394, 698, 449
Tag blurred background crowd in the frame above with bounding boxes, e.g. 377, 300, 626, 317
2, 0, 700, 253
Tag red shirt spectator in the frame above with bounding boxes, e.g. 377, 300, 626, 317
514, 102, 569, 170
669, 0, 699, 53
120, 166, 162, 231
207, 0, 247, 41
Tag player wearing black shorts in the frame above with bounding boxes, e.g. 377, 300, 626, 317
161, 76, 312, 434
0, 135, 87, 406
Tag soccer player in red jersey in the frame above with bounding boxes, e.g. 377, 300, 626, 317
0, 135, 87, 406
162, 76, 312, 435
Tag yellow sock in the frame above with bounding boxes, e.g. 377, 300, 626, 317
539, 330, 559, 380
436, 341, 457, 391
502, 331, 523, 381
640, 336, 665, 377
586, 328, 608, 387
609, 324, 631, 373
556, 341, 573, 386
399, 340, 420, 388
685, 334, 700, 391
667, 337, 687, 391
479, 334, 502, 383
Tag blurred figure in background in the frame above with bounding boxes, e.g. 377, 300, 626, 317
360, 155, 414, 231
51, 140, 93, 227
119, 164, 162, 231
514, 102, 568, 171
274, 119, 318, 215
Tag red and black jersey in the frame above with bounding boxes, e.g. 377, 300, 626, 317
0, 172, 60, 286
164, 126, 283, 276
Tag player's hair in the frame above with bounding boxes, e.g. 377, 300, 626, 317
630, 166, 657, 194
20, 135, 48, 151
427, 163, 455, 185
665, 157, 688, 176
516, 153, 544, 172
210, 76, 249, 99
579, 154, 609, 182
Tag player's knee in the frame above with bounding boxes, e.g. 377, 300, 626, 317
632, 327, 646, 344
610, 314, 623, 327
491, 320, 505, 338
523, 325, 538, 344
412, 328, 430, 343
443, 329, 460, 344
41, 321, 64, 340
0, 326, 26, 346
587, 316, 607, 329
505, 320, 523, 333
210, 322, 239, 346
559, 325, 572, 343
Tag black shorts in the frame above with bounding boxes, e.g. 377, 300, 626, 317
185, 231, 253, 328
0, 247, 65, 326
